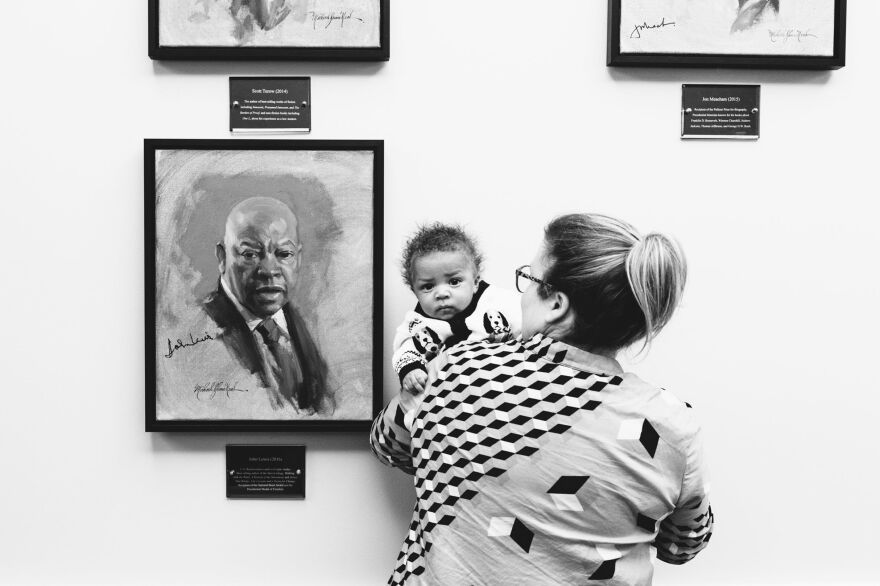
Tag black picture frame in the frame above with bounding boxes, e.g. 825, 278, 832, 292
607, 0, 846, 69
145, 139, 384, 432
148, 0, 389, 61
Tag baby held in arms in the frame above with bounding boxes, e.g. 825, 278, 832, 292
393, 223, 522, 394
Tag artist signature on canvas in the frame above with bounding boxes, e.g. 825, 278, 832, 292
308, 10, 364, 30
768, 29, 817, 43
193, 382, 249, 400
630, 17, 675, 39
164, 331, 215, 359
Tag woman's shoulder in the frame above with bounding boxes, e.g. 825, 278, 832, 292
434, 337, 524, 370
617, 373, 704, 451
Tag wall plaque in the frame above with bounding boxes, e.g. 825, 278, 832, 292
230, 77, 311, 133
226, 445, 305, 499
681, 84, 760, 139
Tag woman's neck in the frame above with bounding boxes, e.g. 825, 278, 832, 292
542, 325, 618, 360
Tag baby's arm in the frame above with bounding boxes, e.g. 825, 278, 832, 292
392, 312, 429, 393
371, 350, 451, 475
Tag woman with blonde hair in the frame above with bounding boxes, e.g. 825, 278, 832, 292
372, 213, 713, 585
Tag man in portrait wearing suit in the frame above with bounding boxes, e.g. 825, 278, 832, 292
202, 196, 328, 413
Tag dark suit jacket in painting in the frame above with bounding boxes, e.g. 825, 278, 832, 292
202, 285, 329, 413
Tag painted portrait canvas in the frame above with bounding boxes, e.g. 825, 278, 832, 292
148, 0, 389, 60
145, 140, 382, 431
608, 0, 845, 68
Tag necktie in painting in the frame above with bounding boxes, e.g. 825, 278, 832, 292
256, 318, 303, 406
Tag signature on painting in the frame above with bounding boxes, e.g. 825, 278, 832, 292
165, 331, 215, 359
630, 17, 676, 39
308, 10, 364, 30
194, 382, 250, 400
768, 29, 817, 43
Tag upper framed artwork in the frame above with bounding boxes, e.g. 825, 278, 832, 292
145, 139, 383, 432
607, 0, 846, 69
148, 0, 389, 61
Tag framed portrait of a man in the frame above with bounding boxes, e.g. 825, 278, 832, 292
607, 0, 846, 69
148, 0, 389, 61
145, 139, 382, 431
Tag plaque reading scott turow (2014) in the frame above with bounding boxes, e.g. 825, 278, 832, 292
226, 445, 305, 499
681, 84, 760, 140
230, 77, 311, 133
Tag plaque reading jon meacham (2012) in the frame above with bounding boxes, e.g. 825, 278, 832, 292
226, 445, 305, 499
682, 84, 760, 140
230, 77, 311, 133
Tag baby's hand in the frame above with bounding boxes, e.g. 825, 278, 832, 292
402, 370, 428, 395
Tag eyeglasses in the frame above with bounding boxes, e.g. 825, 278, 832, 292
515, 264, 554, 293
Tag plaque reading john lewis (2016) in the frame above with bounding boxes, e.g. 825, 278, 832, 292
226, 445, 305, 499
682, 84, 760, 140
230, 77, 311, 133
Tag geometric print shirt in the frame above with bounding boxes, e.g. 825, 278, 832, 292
371, 334, 713, 585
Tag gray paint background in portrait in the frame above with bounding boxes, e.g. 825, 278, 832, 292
159, 0, 381, 47
154, 149, 374, 421
620, 0, 836, 56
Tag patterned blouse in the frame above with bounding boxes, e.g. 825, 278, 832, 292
371, 334, 713, 585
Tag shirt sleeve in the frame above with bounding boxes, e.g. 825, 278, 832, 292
392, 312, 428, 383
369, 391, 417, 475
654, 426, 714, 565
371, 351, 450, 475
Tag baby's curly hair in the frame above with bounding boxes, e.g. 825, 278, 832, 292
400, 223, 484, 288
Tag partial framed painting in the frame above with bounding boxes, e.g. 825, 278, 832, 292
145, 139, 383, 431
148, 0, 389, 60
608, 0, 846, 69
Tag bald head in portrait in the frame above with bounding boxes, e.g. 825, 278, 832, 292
201, 196, 328, 412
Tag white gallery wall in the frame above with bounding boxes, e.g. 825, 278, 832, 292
1, 1, 877, 584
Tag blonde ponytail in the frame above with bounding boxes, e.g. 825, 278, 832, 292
542, 214, 687, 353
625, 233, 687, 346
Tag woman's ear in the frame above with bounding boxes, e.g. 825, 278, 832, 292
545, 290, 571, 326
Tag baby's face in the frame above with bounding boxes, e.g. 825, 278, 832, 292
412, 250, 480, 320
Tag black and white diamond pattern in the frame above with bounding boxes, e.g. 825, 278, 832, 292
547, 476, 591, 512
488, 516, 535, 553
617, 418, 660, 458
636, 512, 659, 533
388, 336, 622, 585
587, 545, 621, 581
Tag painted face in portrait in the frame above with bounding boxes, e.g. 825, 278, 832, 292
217, 197, 302, 318
412, 250, 480, 320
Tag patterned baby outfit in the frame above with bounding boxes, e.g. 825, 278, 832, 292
372, 334, 713, 585
392, 281, 521, 383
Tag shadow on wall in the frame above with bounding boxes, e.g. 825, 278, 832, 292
607, 67, 831, 85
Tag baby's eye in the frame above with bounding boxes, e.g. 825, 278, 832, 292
449, 278, 462, 286
419, 284, 434, 291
